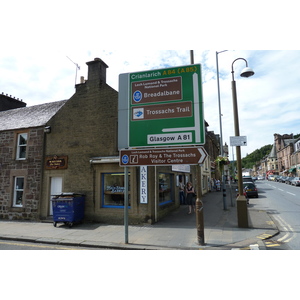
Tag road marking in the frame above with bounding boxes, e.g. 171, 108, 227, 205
257, 233, 273, 240
287, 192, 296, 196
277, 233, 290, 242
266, 221, 275, 225
271, 215, 297, 244
265, 241, 281, 247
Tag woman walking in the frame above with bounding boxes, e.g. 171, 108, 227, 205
186, 182, 196, 214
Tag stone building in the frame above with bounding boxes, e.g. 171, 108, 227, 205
255, 133, 299, 178
274, 133, 295, 174
0, 101, 66, 220
290, 138, 300, 176
39, 58, 128, 223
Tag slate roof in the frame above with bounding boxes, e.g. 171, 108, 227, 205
0, 100, 67, 131
269, 143, 277, 158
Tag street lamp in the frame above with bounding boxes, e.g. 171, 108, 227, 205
231, 58, 254, 228
216, 50, 228, 210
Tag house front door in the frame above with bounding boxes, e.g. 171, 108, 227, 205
49, 177, 63, 216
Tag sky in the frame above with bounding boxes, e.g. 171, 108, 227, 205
1, 1, 299, 160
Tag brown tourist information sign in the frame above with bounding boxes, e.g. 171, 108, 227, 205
120, 147, 207, 167
45, 155, 68, 170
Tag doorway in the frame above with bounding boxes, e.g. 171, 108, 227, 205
49, 177, 63, 215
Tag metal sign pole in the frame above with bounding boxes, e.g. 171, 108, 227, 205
124, 166, 129, 243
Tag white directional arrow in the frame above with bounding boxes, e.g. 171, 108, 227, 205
198, 147, 208, 164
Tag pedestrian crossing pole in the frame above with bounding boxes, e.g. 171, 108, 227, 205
190, 50, 205, 245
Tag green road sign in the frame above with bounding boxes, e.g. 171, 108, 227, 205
118, 64, 205, 149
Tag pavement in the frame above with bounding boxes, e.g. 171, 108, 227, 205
0, 186, 279, 250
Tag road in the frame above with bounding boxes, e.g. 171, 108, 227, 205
253, 179, 300, 250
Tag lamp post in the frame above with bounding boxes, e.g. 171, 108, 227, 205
231, 58, 254, 228
216, 50, 228, 210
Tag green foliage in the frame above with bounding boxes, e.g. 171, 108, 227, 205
241, 144, 273, 169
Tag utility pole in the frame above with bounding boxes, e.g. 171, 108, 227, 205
190, 50, 205, 245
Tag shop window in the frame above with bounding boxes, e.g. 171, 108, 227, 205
13, 177, 24, 207
16, 133, 27, 160
159, 173, 174, 205
102, 173, 131, 208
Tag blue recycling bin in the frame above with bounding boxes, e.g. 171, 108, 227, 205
51, 193, 85, 228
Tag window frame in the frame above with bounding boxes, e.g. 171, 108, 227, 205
16, 133, 28, 160
158, 173, 174, 206
101, 172, 131, 209
13, 177, 25, 207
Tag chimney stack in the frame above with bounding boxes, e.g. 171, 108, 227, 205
86, 58, 108, 84
0, 93, 26, 111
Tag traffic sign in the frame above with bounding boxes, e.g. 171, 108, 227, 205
119, 147, 208, 167
118, 64, 205, 149
230, 136, 247, 147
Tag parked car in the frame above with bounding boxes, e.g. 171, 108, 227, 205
243, 182, 258, 198
252, 176, 258, 181
285, 177, 295, 185
257, 176, 264, 180
268, 175, 276, 181
278, 176, 289, 183
242, 176, 254, 183
291, 177, 300, 186
275, 176, 282, 182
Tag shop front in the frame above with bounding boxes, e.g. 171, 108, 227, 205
90, 157, 182, 224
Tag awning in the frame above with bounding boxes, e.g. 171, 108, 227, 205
289, 167, 296, 173
90, 156, 119, 164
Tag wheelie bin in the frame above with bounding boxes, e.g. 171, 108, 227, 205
51, 193, 85, 228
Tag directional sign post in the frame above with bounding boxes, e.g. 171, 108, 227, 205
120, 147, 208, 167
118, 64, 205, 149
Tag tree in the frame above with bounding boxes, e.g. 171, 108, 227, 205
241, 145, 273, 169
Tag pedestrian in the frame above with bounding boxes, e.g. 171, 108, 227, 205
216, 179, 221, 191
212, 178, 217, 191
179, 179, 185, 205
186, 182, 196, 214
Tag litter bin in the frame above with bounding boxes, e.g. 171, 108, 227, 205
51, 193, 85, 228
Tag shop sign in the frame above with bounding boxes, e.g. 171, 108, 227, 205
120, 147, 208, 167
118, 64, 205, 149
140, 166, 148, 204
45, 155, 68, 170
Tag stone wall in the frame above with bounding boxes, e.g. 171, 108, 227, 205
0, 128, 44, 220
